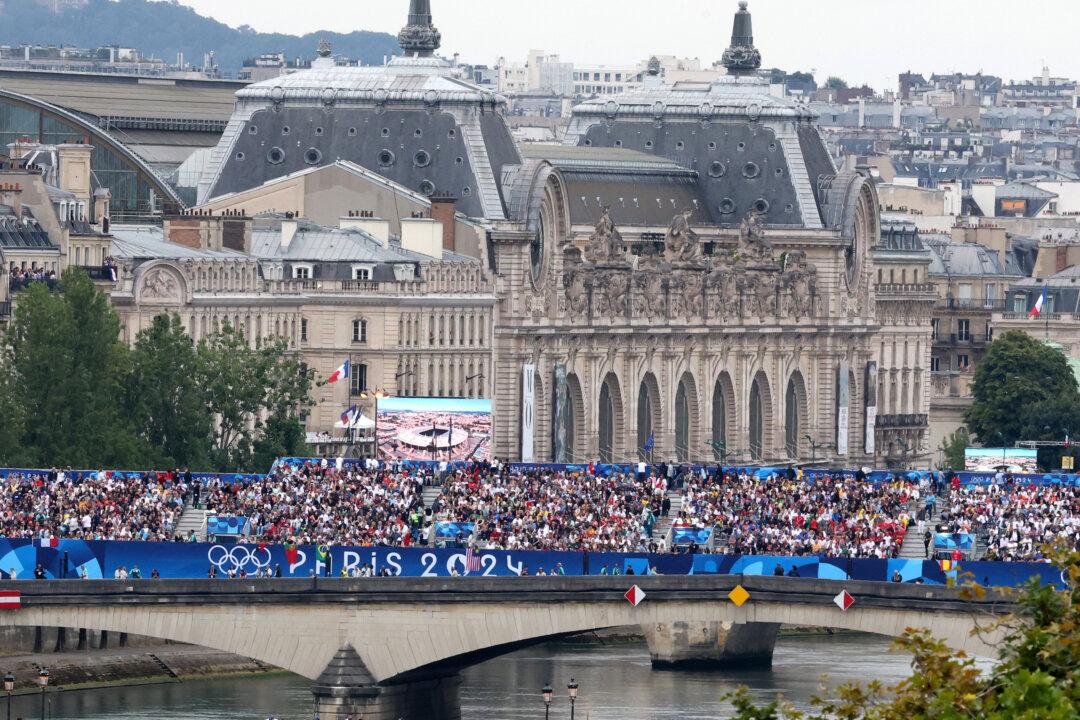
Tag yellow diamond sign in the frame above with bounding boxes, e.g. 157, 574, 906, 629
728, 585, 750, 607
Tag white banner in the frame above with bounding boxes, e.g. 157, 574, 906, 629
521, 365, 536, 463
865, 361, 878, 456
836, 362, 850, 456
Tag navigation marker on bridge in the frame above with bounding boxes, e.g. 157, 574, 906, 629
625, 585, 646, 607
833, 590, 855, 612
0, 592, 20, 610
728, 585, 750, 607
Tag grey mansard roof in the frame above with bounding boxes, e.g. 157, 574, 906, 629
250, 225, 478, 265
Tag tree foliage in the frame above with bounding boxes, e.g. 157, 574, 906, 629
825, 76, 849, 89
0, 271, 311, 472
965, 331, 1080, 448
939, 427, 969, 471
0, 0, 400, 74
727, 546, 1080, 719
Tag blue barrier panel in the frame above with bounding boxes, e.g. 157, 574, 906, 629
207, 516, 250, 537
934, 533, 974, 550
0, 469, 266, 485
671, 527, 713, 546
0, 538, 1063, 589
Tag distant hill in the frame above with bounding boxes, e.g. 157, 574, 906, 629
0, 0, 401, 73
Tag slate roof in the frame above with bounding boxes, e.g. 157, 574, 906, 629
110, 227, 248, 260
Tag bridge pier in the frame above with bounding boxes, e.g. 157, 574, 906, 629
642, 621, 781, 669
312, 645, 461, 720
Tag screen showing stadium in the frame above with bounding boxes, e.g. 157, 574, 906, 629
376, 397, 493, 462
964, 447, 1038, 473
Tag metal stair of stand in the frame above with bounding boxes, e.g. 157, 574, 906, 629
422, 486, 442, 509
899, 495, 943, 558
176, 507, 209, 542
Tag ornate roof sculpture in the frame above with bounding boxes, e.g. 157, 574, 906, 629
565, 2, 837, 230
196, 1, 519, 221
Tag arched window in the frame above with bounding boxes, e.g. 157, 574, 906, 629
785, 379, 800, 459
353, 318, 368, 344
749, 381, 764, 461
599, 382, 614, 463
637, 381, 654, 459
675, 382, 690, 462
712, 381, 727, 460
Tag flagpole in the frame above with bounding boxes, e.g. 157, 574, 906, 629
1045, 284, 1050, 341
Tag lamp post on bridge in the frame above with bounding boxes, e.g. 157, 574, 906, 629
4, 672, 13, 720
541, 683, 553, 720
567, 678, 579, 720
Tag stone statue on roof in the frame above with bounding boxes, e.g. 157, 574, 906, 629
665, 209, 700, 262
736, 210, 773, 263
585, 207, 626, 263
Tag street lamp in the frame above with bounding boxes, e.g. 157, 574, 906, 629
567, 678, 579, 720
803, 435, 834, 467
541, 683, 553, 720
37, 669, 48, 720
4, 672, 14, 720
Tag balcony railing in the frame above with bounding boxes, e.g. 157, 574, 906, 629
875, 413, 929, 429
79, 265, 117, 282
937, 299, 1007, 311
875, 283, 937, 294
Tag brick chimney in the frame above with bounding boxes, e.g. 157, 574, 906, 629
429, 193, 457, 253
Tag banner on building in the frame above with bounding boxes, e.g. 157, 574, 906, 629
836, 361, 850, 456
521, 365, 537, 463
865, 362, 878, 455
552, 364, 569, 464
376, 397, 492, 462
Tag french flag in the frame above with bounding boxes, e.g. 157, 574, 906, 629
341, 405, 358, 426
38, 537, 58, 548
1029, 287, 1047, 319
327, 360, 350, 384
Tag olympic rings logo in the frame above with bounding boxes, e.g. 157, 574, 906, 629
207, 545, 273, 573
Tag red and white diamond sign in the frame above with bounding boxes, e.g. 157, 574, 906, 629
624, 585, 646, 607
833, 590, 855, 612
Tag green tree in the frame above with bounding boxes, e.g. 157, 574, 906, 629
198, 323, 311, 471
2, 269, 137, 468
825, 76, 849, 89
938, 427, 969, 470
965, 332, 1080, 447
1017, 395, 1080, 470
0, 344, 26, 466
727, 546, 1080, 719
126, 313, 212, 468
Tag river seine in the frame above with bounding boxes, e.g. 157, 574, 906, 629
5, 634, 924, 719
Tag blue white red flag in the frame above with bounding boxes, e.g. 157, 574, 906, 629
1029, 287, 1047, 319
327, 360, 350, 384
340, 405, 358, 426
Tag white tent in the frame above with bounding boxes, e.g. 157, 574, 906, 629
334, 413, 376, 431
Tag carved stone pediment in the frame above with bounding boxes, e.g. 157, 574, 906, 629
138, 266, 184, 304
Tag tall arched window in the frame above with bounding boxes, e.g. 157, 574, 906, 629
785, 379, 800, 459
599, 382, 614, 463
675, 382, 690, 462
637, 382, 653, 458
749, 380, 764, 461
712, 380, 727, 460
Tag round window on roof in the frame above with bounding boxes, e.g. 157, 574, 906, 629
708, 161, 726, 178
775, 167, 785, 177
448, 128, 457, 138
675, 140, 685, 150
708, 141, 717, 150
413, 150, 431, 168
743, 162, 760, 178
267, 147, 285, 164
348, 127, 358, 137
235, 151, 246, 161
645, 140, 654, 149
614, 140, 623, 147
304, 148, 323, 165
248, 124, 258, 135
769, 142, 778, 152
314, 127, 324, 136
419, 180, 436, 197
378, 149, 396, 167
414, 128, 423, 138
719, 198, 736, 215
282, 126, 291, 136
754, 198, 771, 214
737, 142, 746, 151
462, 187, 471, 196
381, 127, 390, 137
455, 156, 464, 165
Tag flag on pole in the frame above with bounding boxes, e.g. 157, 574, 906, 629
340, 405, 358, 426
327, 360, 350, 384
38, 537, 58, 548
1029, 286, 1047, 319
465, 546, 481, 574
644, 434, 655, 452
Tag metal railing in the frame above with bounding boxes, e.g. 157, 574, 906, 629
936, 299, 1008, 311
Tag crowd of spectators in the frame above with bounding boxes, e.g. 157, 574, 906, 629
940, 480, 1079, 561
674, 469, 915, 558
429, 467, 662, 552
8, 265, 58, 292
0, 468, 188, 542
202, 463, 425, 546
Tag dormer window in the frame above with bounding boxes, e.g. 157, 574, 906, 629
293, 264, 313, 280
352, 265, 374, 281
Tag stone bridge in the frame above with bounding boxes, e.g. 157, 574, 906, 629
0, 576, 1012, 719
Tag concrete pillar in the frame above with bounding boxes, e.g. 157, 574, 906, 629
312, 645, 461, 720
642, 621, 781, 669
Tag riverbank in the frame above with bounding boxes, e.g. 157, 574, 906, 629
0, 644, 282, 696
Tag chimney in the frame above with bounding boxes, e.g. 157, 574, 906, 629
281, 215, 299, 250
400, 216, 443, 258
339, 210, 390, 247
428, 193, 457, 252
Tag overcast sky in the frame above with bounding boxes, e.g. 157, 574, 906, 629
174, 0, 1073, 90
